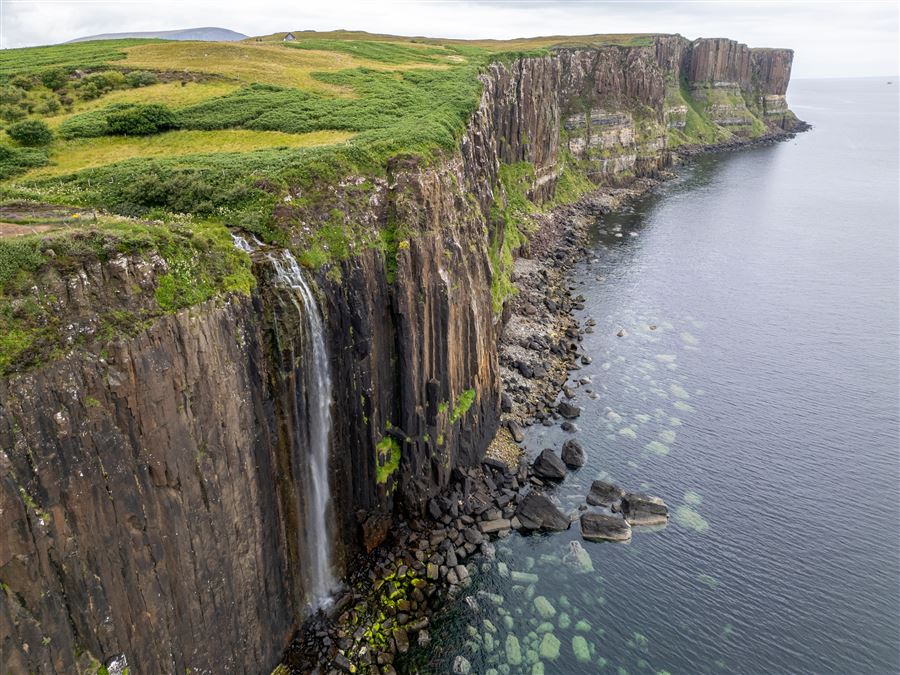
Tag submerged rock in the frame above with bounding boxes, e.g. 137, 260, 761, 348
622, 493, 669, 526
539, 632, 561, 660
580, 513, 632, 542
515, 493, 570, 531
506, 634, 523, 665
453, 655, 472, 674
532, 449, 567, 481
586, 480, 624, 507
533, 595, 556, 619
562, 540, 594, 573
572, 635, 591, 663
560, 439, 585, 468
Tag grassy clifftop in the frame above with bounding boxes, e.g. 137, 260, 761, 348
0, 32, 659, 222
0, 31, 781, 376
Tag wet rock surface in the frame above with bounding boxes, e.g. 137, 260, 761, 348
561, 439, 586, 468
580, 513, 633, 542
586, 479, 625, 507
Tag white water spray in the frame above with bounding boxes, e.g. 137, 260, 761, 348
269, 250, 337, 609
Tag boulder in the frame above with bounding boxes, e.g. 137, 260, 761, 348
532, 449, 567, 480
560, 440, 585, 468
479, 518, 512, 534
580, 513, 632, 542
508, 420, 525, 443
557, 401, 582, 419
622, 493, 668, 525
586, 480, 624, 507
515, 493, 570, 531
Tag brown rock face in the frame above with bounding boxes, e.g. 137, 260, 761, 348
687, 37, 752, 85
1, 300, 294, 674
0, 35, 800, 674
751, 48, 794, 95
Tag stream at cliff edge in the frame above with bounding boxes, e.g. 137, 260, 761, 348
404, 77, 899, 674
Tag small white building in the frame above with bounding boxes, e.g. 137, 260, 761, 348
283, 32, 295, 41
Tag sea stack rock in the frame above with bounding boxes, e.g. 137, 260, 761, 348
532, 448, 567, 480
622, 493, 669, 525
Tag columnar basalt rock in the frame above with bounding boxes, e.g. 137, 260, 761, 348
0, 36, 801, 674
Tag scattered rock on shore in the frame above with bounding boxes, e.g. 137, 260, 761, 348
532, 448, 567, 480
515, 493, 570, 531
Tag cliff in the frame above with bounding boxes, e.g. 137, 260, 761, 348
0, 35, 801, 674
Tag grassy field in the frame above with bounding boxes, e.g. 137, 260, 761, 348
42, 81, 240, 128
22, 129, 354, 178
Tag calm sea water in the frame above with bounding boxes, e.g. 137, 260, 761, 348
409, 78, 900, 674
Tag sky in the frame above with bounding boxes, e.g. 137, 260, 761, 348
1, 0, 898, 78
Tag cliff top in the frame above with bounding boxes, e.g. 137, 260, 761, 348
0, 31, 796, 376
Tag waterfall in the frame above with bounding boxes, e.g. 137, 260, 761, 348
230, 232, 264, 253
268, 250, 337, 609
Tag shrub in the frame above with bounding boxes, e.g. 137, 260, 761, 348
9, 74, 35, 90
40, 68, 69, 90
0, 104, 27, 123
106, 104, 175, 136
34, 94, 61, 115
0, 85, 26, 105
6, 119, 53, 146
125, 70, 158, 88
76, 70, 126, 100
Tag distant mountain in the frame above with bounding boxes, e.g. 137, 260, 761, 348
68, 27, 247, 43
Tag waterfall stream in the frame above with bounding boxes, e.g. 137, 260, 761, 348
268, 250, 337, 609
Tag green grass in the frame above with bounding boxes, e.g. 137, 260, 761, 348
24, 129, 353, 178
283, 39, 457, 65
0, 39, 150, 76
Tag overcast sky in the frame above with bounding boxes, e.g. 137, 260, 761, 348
1, 0, 897, 77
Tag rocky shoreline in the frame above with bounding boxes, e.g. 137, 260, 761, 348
283, 130, 807, 674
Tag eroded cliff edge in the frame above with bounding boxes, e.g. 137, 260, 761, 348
0, 36, 802, 674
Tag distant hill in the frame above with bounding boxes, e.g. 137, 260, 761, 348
68, 26, 247, 43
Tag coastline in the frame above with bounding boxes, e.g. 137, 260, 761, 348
282, 127, 808, 674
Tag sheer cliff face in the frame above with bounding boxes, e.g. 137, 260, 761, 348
0, 38, 799, 674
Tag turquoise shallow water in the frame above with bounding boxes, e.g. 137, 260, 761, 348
408, 78, 900, 674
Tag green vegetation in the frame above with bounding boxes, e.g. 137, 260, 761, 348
488, 162, 536, 313
449, 388, 476, 424
283, 38, 455, 65
6, 119, 53, 146
105, 103, 175, 136
0, 39, 148, 76
0, 146, 49, 179
0, 216, 253, 374
666, 80, 727, 148
375, 435, 401, 484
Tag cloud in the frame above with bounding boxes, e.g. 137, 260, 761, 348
1, 0, 897, 77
